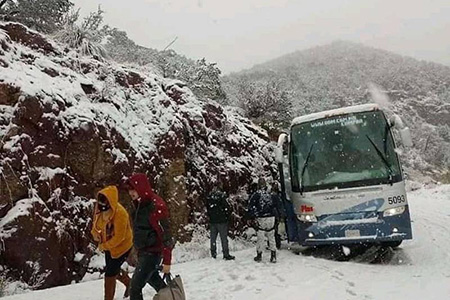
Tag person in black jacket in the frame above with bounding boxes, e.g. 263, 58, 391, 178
125, 173, 175, 300
271, 182, 286, 250
206, 181, 235, 260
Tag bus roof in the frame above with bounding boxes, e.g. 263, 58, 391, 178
291, 103, 380, 126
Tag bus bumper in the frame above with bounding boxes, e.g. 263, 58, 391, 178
297, 206, 413, 246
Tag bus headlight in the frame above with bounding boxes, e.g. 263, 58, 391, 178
383, 206, 406, 217
297, 214, 318, 222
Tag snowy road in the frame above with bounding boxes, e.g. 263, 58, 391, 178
4, 184, 450, 300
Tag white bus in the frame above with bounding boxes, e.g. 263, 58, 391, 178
276, 104, 413, 247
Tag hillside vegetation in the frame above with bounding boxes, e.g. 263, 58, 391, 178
224, 41, 450, 179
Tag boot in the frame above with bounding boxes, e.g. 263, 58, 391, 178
224, 254, 235, 260
254, 252, 262, 262
116, 270, 130, 298
104, 276, 117, 300
270, 251, 277, 263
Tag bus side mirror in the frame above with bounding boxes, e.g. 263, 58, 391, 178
399, 127, 413, 148
276, 133, 288, 163
389, 114, 412, 148
389, 115, 404, 128
275, 147, 284, 163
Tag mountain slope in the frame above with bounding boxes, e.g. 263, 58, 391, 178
224, 41, 450, 178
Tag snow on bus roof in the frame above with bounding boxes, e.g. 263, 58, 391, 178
291, 103, 380, 126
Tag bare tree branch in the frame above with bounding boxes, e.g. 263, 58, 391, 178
163, 36, 178, 51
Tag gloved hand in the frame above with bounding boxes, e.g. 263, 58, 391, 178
162, 264, 171, 274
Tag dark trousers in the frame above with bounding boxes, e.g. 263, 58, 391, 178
274, 221, 281, 249
210, 222, 230, 257
130, 252, 166, 300
105, 249, 130, 277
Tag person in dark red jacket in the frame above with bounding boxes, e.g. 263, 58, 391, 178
125, 173, 174, 300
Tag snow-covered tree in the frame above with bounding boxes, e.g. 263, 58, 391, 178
104, 28, 151, 64
0, 0, 73, 33
235, 76, 293, 129
169, 57, 226, 101
54, 6, 108, 60
105, 32, 227, 102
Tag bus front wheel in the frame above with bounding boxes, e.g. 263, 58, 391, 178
382, 241, 402, 248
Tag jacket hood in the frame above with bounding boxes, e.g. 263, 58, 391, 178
128, 173, 156, 202
97, 185, 119, 212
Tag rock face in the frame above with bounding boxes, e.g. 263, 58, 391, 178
0, 23, 274, 289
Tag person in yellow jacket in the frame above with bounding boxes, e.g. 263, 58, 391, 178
91, 186, 133, 300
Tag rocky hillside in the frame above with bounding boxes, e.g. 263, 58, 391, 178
224, 41, 450, 179
0, 23, 274, 289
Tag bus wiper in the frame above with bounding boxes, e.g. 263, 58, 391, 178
299, 143, 315, 194
366, 135, 394, 185
383, 122, 393, 155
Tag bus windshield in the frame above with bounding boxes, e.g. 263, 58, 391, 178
290, 110, 402, 192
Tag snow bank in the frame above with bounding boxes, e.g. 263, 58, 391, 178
3, 184, 450, 300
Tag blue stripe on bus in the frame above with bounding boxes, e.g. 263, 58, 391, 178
294, 199, 412, 245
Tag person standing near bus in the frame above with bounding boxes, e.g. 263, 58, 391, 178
91, 186, 133, 300
247, 178, 281, 263
206, 180, 235, 260
271, 182, 286, 249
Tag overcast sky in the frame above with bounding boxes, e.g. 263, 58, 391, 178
72, 0, 450, 74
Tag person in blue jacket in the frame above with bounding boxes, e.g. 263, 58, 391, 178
247, 178, 282, 263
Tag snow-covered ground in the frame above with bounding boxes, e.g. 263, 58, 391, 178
3, 184, 450, 300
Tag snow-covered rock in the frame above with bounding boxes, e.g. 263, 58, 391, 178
0, 22, 274, 289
